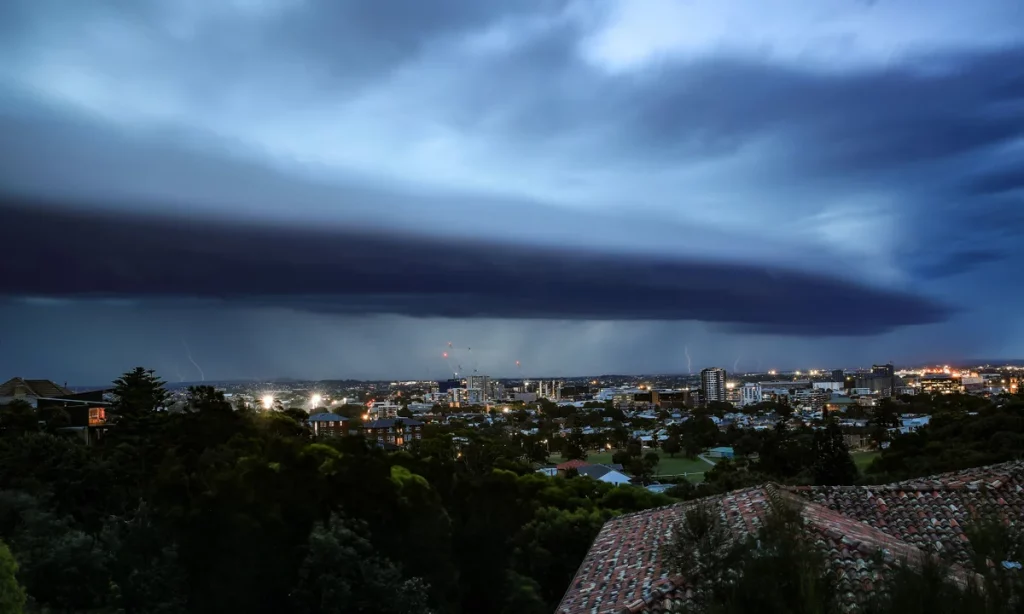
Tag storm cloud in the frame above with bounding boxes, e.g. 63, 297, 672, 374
0, 201, 949, 335
1, 0, 1023, 381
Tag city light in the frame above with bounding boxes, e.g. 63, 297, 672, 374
310, 393, 322, 407
261, 395, 274, 410
502, 407, 510, 413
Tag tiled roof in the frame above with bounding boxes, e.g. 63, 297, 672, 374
577, 464, 627, 480
557, 459, 591, 471
308, 413, 348, 422
558, 487, 770, 614
558, 462, 1024, 614
0, 377, 73, 399
789, 461, 1024, 570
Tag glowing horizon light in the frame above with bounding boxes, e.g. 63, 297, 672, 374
261, 395, 274, 410
310, 393, 322, 407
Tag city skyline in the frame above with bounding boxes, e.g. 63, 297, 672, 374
2, 0, 1024, 382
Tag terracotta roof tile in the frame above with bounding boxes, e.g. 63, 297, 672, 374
557, 459, 591, 471
558, 462, 1023, 614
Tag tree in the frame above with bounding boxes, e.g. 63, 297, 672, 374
626, 438, 643, 459
185, 385, 233, 413
511, 507, 613, 608
112, 367, 170, 417
661, 435, 681, 458
0, 400, 38, 434
664, 500, 838, 613
733, 433, 762, 458
101, 503, 187, 614
0, 539, 25, 614
611, 450, 632, 466
563, 430, 586, 461
644, 451, 660, 475
291, 514, 431, 614
812, 422, 858, 486
37, 405, 70, 432
1, 494, 113, 612
627, 458, 653, 485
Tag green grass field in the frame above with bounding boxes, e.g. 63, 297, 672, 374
551, 449, 880, 483
549, 450, 713, 482
852, 450, 880, 474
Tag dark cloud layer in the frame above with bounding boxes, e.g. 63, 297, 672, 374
1, 0, 1023, 381
1, 199, 949, 335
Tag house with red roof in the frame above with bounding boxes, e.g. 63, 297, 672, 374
556, 459, 590, 472
558, 461, 1024, 613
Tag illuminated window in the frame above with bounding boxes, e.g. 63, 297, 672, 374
88, 407, 106, 426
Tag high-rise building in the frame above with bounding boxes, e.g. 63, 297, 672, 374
700, 368, 727, 404
465, 375, 491, 400
872, 364, 896, 397
438, 379, 463, 393
871, 364, 894, 378
538, 380, 564, 400
831, 369, 845, 383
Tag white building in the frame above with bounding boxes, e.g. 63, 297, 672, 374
578, 465, 632, 485
450, 387, 484, 405
741, 383, 761, 406
367, 400, 401, 418
466, 375, 491, 400
701, 368, 727, 403
814, 381, 845, 392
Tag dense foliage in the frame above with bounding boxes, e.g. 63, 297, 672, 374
0, 369, 673, 614
864, 393, 1024, 481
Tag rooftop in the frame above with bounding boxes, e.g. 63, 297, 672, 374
557, 461, 1024, 614
308, 413, 348, 422
0, 377, 73, 399
557, 459, 591, 471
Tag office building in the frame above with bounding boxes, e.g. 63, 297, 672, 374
465, 375, 491, 400
919, 374, 963, 395
700, 368, 727, 404
872, 363, 897, 397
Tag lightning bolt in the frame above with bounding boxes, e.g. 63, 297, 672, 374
685, 345, 692, 374
182, 340, 205, 382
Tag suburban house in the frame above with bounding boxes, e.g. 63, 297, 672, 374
1, 378, 113, 444
360, 418, 423, 447
0, 377, 73, 407
557, 461, 1024, 614
555, 459, 590, 475
576, 464, 632, 485
308, 413, 351, 437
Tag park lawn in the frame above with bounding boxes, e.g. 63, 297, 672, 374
549, 451, 711, 483
852, 450, 880, 474
656, 455, 713, 477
